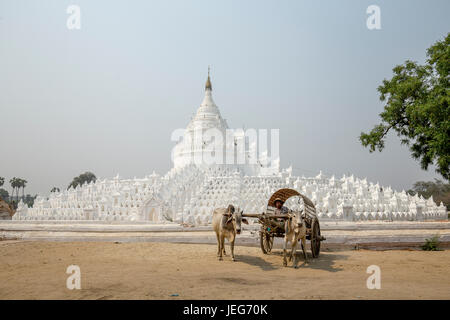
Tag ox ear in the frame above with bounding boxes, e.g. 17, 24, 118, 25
242, 218, 249, 225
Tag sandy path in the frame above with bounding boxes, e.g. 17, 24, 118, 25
0, 241, 449, 299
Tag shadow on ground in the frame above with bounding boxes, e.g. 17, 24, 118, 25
234, 254, 278, 271
239, 249, 349, 272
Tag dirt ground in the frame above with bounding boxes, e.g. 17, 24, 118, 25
0, 240, 449, 299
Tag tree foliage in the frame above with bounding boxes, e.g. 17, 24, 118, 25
360, 33, 450, 180
22, 194, 37, 208
0, 188, 9, 199
68, 172, 97, 190
9, 177, 25, 201
1, 177, 29, 206
407, 179, 450, 210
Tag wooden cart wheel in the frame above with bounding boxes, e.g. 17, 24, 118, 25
260, 230, 274, 254
310, 219, 321, 258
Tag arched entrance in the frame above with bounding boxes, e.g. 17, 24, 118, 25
140, 196, 162, 222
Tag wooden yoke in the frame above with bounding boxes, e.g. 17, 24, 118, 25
242, 213, 290, 219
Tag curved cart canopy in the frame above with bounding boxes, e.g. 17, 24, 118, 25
258, 188, 324, 258
267, 188, 316, 213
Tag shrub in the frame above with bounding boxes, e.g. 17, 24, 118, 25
421, 235, 441, 251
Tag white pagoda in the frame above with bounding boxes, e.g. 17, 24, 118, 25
13, 73, 447, 224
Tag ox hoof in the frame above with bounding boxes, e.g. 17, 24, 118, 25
283, 261, 287, 267
218, 257, 223, 261
232, 258, 236, 262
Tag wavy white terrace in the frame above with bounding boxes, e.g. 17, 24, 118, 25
13, 74, 447, 224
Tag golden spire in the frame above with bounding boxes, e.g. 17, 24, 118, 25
205, 66, 212, 91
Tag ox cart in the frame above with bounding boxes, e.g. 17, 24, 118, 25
244, 188, 325, 258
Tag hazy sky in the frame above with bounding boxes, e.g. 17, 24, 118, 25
1, 0, 449, 196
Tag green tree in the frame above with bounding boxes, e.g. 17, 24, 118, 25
0, 177, 6, 200
407, 179, 450, 210
68, 172, 97, 190
51, 187, 61, 193
18, 178, 27, 200
6, 177, 28, 203
0, 177, 6, 201
360, 33, 450, 180
23, 194, 37, 208
9, 177, 19, 202
9, 177, 14, 200
0, 188, 8, 200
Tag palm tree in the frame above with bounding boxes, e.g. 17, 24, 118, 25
15, 178, 21, 202
0, 177, 4, 188
9, 177, 16, 202
20, 179, 27, 200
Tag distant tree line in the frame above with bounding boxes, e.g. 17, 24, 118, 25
67, 172, 97, 190
407, 179, 450, 210
0, 176, 35, 209
0, 171, 96, 210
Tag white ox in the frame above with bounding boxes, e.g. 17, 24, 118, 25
212, 205, 248, 261
283, 210, 308, 268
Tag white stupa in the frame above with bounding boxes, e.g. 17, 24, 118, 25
13, 72, 447, 224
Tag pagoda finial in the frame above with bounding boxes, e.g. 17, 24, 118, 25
205, 66, 212, 91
